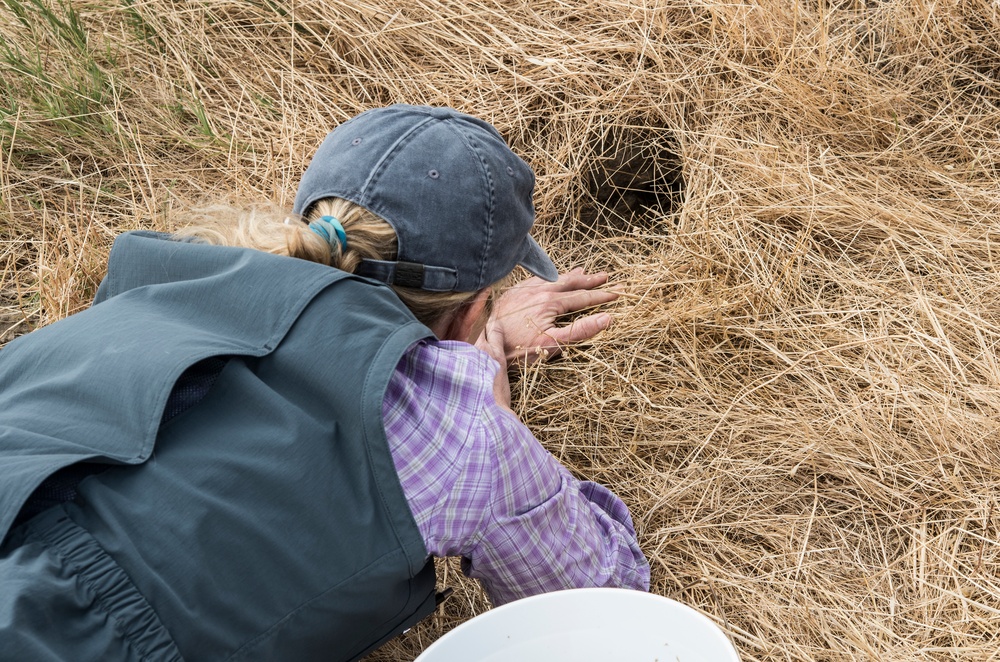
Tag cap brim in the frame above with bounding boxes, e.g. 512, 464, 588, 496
518, 236, 559, 282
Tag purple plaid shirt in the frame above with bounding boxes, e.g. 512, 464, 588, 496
382, 339, 650, 606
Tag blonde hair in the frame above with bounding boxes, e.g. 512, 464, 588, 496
175, 199, 492, 329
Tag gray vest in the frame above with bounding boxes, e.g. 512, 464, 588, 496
0, 231, 438, 660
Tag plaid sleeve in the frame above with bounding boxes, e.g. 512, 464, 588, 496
383, 340, 650, 606
462, 405, 651, 605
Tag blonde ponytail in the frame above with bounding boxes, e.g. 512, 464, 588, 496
175, 200, 485, 329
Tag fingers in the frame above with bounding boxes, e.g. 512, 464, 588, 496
549, 287, 620, 316
493, 288, 618, 328
494, 267, 620, 365
514, 268, 609, 293
515, 312, 613, 364
547, 312, 614, 346
538, 268, 610, 294
555, 268, 609, 291
510, 270, 618, 309
508, 311, 615, 365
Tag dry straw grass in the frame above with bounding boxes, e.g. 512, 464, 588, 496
3, 0, 1000, 659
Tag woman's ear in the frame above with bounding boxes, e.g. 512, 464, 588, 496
439, 288, 491, 342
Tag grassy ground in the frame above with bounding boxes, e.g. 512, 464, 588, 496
3, 0, 1000, 659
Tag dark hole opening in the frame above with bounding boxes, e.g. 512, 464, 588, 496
578, 124, 684, 235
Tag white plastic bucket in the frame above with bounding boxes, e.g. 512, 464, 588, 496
414, 588, 740, 662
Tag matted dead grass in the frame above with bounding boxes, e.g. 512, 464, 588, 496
3, 0, 1000, 659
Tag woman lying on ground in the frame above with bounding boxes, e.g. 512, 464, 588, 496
0, 104, 649, 661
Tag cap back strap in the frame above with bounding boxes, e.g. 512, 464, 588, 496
356, 259, 459, 292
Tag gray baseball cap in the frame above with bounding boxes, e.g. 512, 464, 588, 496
293, 104, 559, 292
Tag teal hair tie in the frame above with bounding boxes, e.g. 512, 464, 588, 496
309, 215, 348, 252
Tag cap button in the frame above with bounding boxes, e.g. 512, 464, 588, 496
427, 107, 454, 120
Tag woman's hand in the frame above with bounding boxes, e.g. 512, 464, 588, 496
481, 268, 620, 367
